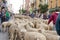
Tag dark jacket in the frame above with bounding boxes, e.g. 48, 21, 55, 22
55, 13, 60, 35
48, 12, 58, 25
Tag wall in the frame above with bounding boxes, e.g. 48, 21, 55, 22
48, 0, 60, 9
25, 0, 30, 11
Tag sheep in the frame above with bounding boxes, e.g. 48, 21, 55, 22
32, 21, 51, 30
7, 15, 58, 40
40, 22, 52, 30
2, 22, 12, 32
31, 19, 52, 30
42, 32, 60, 40
8, 23, 18, 40
24, 32, 46, 40
14, 18, 44, 32
1, 20, 19, 40
16, 27, 46, 40
43, 30, 57, 35
11, 21, 27, 40
13, 22, 44, 40
2, 19, 16, 32
24, 23, 41, 32
16, 28, 27, 40
42, 20, 48, 24
14, 15, 31, 19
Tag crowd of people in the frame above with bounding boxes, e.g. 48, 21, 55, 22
0, 0, 10, 24
22, 11, 48, 19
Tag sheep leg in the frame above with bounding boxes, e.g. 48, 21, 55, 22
13, 31, 18, 40
21, 33, 25, 40
8, 32, 10, 39
9, 33, 14, 40
7, 26, 11, 32
6, 26, 9, 32
16, 33, 20, 40
2, 25, 6, 32
2, 25, 4, 32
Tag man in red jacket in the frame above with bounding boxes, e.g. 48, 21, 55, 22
48, 10, 59, 31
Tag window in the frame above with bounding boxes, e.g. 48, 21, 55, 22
40, 0, 42, 2
45, 0, 48, 4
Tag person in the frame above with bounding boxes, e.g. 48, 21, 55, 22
55, 13, 60, 36
0, 0, 6, 8
29, 8, 33, 14
5, 10, 10, 21
29, 12, 35, 18
43, 13, 47, 20
0, 1, 4, 7
48, 14, 51, 19
48, 12, 52, 19
1, 7, 6, 23
0, 7, 2, 32
0, 7, 1, 24
48, 9, 59, 31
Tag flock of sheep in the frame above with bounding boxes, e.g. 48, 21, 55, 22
1, 15, 60, 40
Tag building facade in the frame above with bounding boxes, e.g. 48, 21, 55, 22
48, 0, 60, 9
25, 0, 60, 11
25, 0, 30, 11
30, 0, 48, 10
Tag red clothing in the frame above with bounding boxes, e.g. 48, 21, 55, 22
48, 12, 58, 25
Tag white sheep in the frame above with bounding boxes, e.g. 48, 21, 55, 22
24, 32, 46, 40
2, 19, 15, 32
8, 23, 18, 40
42, 32, 60, 40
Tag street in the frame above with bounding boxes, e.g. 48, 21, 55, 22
0, 32, 8, 40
